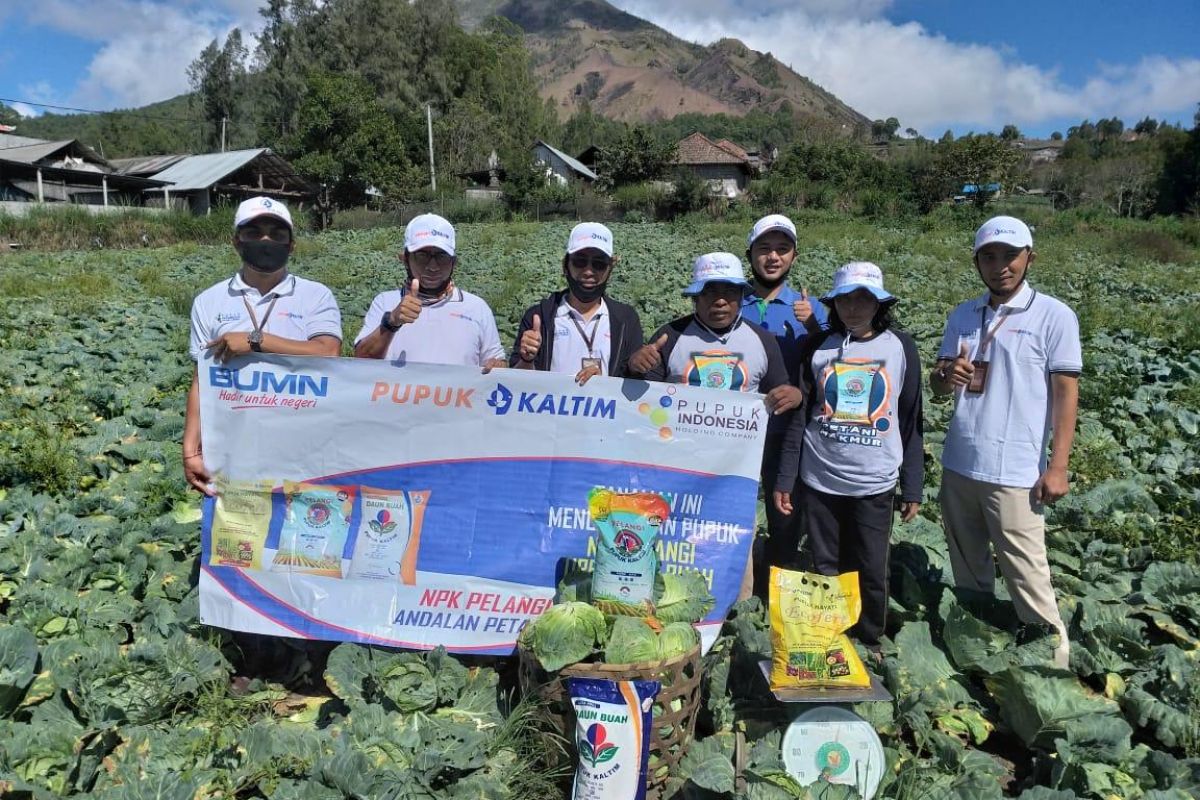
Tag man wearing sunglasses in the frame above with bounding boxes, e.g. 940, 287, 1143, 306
509, 223, 644, 385
183, 196, 343, 495
354, 213, 506, 368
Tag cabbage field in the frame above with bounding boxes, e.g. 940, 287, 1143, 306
0, 211, 1198, 799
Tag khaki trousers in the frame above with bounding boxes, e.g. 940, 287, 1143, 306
939, 468, 1070, 668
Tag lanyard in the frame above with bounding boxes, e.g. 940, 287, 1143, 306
976, 289, 1037, 359
242, 293, 280, 336
695, 316, 739, 345
568, 312, 602, 357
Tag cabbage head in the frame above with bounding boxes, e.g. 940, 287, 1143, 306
605, 617, 661, 664
657, 621, 700, 660
654, 570, 715, 624
520, 601, 606, 672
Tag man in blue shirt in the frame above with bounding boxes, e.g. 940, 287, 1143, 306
743, 214, 828, 594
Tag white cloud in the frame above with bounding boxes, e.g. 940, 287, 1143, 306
11, 103, 43, 119
613, 1, 1200, 133
15, 1, 263, 109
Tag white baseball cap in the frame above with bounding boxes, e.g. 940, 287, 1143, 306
822, 262, 896, 305
973, 215, 1033, 254
234, 196, 293, 231
747, 214, 797, 248
405, 213, 456, 256
682, 252, 751, 296
566, 222, 614, 257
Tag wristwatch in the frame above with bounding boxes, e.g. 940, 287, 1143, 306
380, 310, 402, 333
248, 329, 264, 352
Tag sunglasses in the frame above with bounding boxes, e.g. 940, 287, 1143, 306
568, 255, 612, 271
237, 226, 291, 244
410, 250, 454, 268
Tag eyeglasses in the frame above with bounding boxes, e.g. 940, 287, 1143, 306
410, 250, 454, 268
237, 225, 291, 244
568, 255, 612, 271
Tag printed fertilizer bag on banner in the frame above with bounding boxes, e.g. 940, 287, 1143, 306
348, 487, 430, 585
588, 489, 670, 616
209, 479, 274, 570
568, 677, 660, 800
769, 567, 870, 690
272, 482, 356, 578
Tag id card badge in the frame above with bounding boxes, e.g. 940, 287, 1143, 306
580, 357, 602, 371
966, 360, 989, 394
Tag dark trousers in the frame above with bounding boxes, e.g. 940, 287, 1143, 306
800, 483, 894, 647
755, 434, 804, 596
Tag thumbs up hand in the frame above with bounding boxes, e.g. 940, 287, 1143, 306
518, 313, 543, 363
629, 332, 669, 375
792, 286, 813, 324
394, 279, 423, 325
945, 341, 976, 387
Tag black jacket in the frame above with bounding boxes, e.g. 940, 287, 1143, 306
509, 290, 645, 377
776, 328, 925, 502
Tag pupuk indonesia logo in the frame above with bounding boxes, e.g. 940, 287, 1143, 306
487, 383, 514, 415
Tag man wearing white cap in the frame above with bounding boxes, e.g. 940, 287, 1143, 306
629, 252, 802, 601
354, 213, 506, 367
510, 222, 644, 383
743, 214, 828, 589
931, 215, 1081, 668
183, 196, 343, 495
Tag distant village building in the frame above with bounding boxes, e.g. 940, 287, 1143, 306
1018, 139, 1066, 163
532, 140, 597, 185
460, 141, 596, 199
674, 132, 753, 197
115, 148, 315, 214
0, 133, 165, 207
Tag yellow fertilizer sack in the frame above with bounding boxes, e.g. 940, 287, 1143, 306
209, 479, 274, 570
769, 567, 870, 690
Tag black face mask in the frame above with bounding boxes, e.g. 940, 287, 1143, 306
405, 270, 452, 300
239, 240, 290, 272
564, 270, 607, 304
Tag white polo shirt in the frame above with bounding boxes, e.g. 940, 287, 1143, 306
188, 273, 343, 362
355, 287, 505, 366
937, 282, 1082, 488
549, 299, 612, 374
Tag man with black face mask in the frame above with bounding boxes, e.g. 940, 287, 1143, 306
509, 223, 644, 384
183, 197, 343, 495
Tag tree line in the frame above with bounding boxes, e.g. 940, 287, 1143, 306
5, 0, 1198, 218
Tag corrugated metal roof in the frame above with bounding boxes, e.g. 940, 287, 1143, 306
110, 154, 188, 176
147, 148, 267, 191
0, 133, 54, 149
536, 140, 598, 181
0, 141, 75, 164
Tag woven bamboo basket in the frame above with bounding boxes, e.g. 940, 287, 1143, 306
518, 643, 702, 799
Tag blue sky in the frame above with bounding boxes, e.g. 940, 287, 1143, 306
1, 0, 1197, 136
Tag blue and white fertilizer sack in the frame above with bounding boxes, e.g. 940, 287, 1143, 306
568, 677, 660, 800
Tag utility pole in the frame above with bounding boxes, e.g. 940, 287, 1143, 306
221, 117, 228, 153
426, 103, 436, 192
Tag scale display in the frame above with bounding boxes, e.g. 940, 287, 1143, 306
781, 705, 885, 799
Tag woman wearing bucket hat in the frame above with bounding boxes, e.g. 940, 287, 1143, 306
630, 251, 803, 601
773, 262, 924, 659
509, 223, 644, 384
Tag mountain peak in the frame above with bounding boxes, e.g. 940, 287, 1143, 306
456, 0, 868, 127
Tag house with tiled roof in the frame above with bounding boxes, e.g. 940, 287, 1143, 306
674, 132, 753, 197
